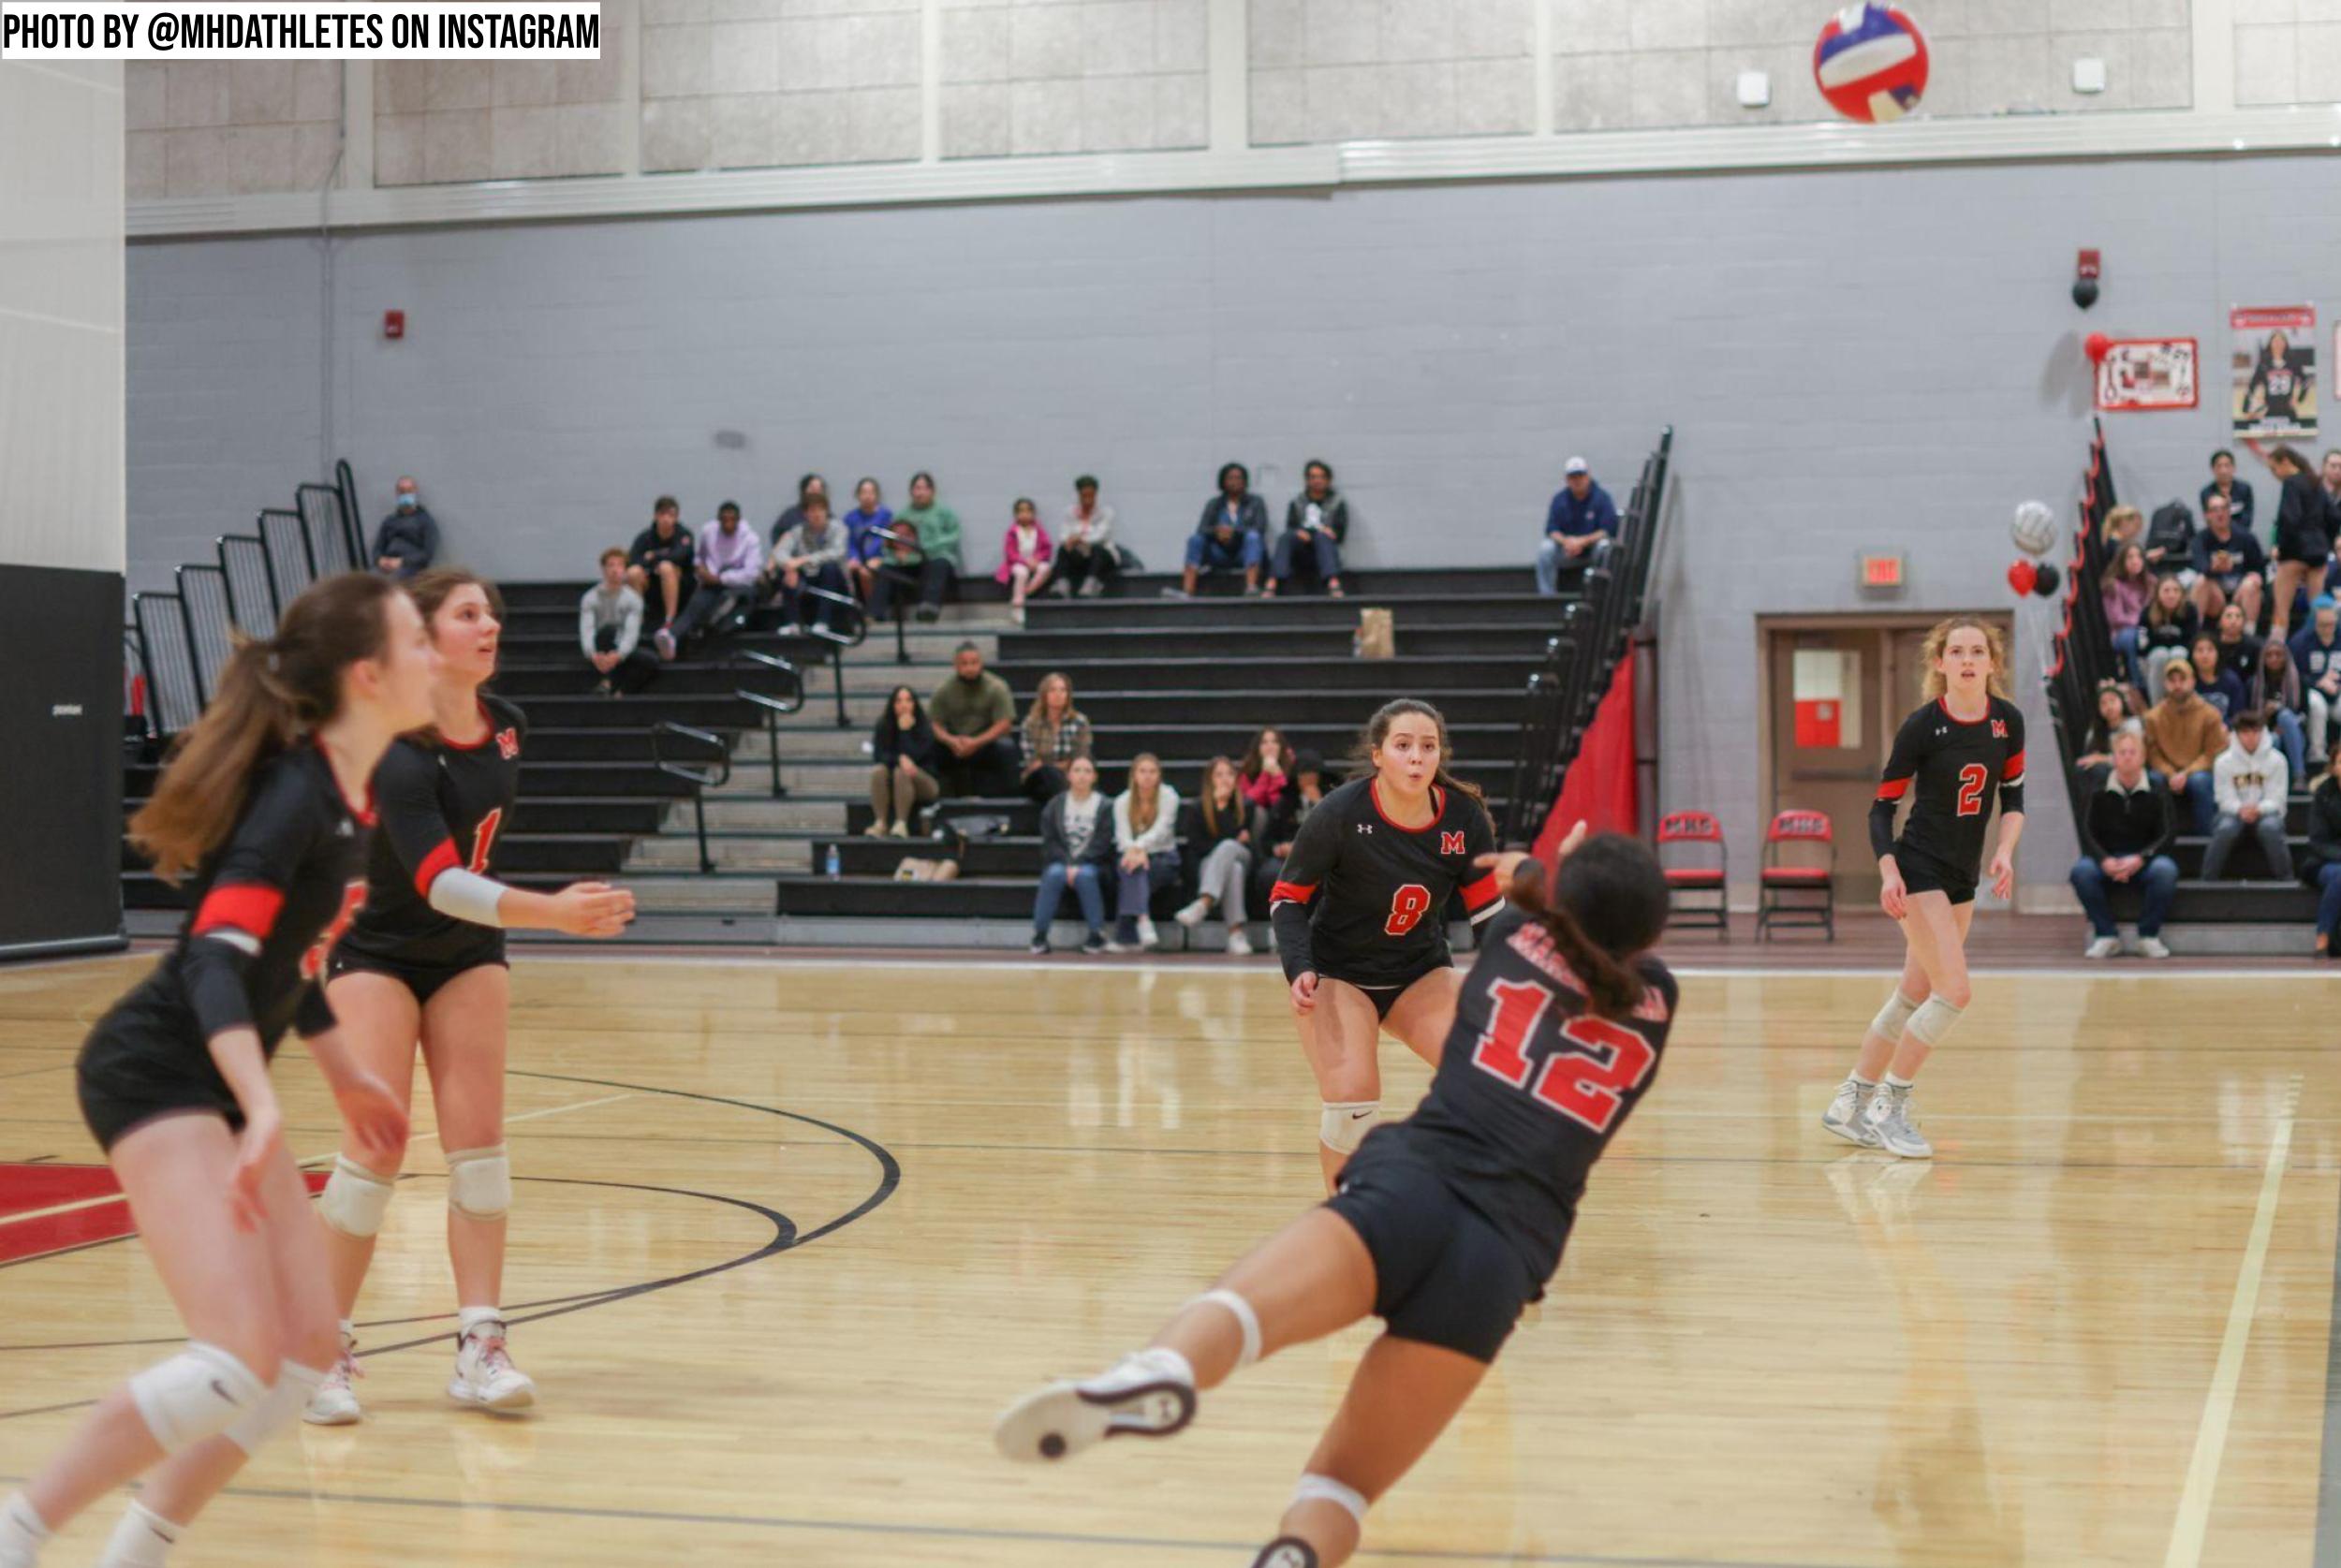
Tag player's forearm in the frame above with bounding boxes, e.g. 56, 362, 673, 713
205, 1027, 275, 1118
1995, 812, 2024, 858
1270, 902, 1316, 983
1867, 799, 1898, 861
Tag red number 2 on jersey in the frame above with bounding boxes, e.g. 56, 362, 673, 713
1384, 883, 1433, 936
1955, 763, 1989, 817
469, 808, 505, 874
1469, 978, 1657, 1135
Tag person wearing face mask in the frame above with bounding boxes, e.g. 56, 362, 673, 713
372, 476, 440, 580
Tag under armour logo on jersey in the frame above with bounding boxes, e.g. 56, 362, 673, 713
1440, 830, 1465, 855
1991, 720, 2008, 739
496, 728, 521, 759
336, 821, 354, 837
1356, 824, 1374, 834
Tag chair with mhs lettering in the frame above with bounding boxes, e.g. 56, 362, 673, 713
1756, 809, 1835, 942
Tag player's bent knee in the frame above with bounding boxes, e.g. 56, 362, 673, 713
317, 1155, 397, 1238
446, 1145, 512, 1220
1185, 1287, 1263, 1369
1293, 1473, 1370, 1526
225, 1361, 327, 1456
1907, 995, 1965, 1046
129, 1343, 270, 1454
1318, 1101, 1379, 1154
1869, 989, 1920, 1044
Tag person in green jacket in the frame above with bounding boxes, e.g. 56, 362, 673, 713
873, 470, 963, 623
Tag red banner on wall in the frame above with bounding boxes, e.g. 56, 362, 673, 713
1533, 649, 1639, 871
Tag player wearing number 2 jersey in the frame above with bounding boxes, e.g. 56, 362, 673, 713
308, 571, 635, 1429
1822, 617, 2025, 1161
997, 832, 1674, 1568
1268, 700, 1505, 1190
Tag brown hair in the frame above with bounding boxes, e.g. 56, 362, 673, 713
1124, 752, 1163, 836
1023, 671, 1075, 737
599, 547, 626, 567
407, 566, 506, 629
2145, 574, 2190, 630
2268, 444, 2309, 475
1918, 617, 2011, 701
1350, 697, 1486, 806
1239, 725, 1288, 784
2099, 541, 2148, 592
130, 573, 403, 885
1505, 833, 1669, 1019
1198, 755, 1240, 838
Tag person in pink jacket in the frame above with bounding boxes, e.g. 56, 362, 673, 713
997, 497, 1055, 624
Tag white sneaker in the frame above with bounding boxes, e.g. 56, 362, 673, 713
1864, 1084, 1934, 1160
1078, 578, 1106, 597
864, 821, 889, 838
994, 1348, 1195, 1463
449, 1324, 536, 1414
2084, 935, 2121, 959
1225, 929, 1254, 957
890, 820, 910, 838
1158, 587, 1189, 600
302, 1342, 363, 1426
1252, 1542, 1318, 1568
1820, 1078, 1879, 1148
653, 626, 675, 661
1172, 897, 1212, 929
2136, 935, 2171, 960
1010, 606, 1026, 626
1136, 916, 1159, 950
1048, 579, 1072, 599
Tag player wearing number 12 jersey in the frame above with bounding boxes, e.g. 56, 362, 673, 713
1268, 700, 1505, 1190
1822, 617, 2025, 1161
310, 571, 634, 1429
996, 833, 1675, 1568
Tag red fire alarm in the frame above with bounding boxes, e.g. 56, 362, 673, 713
383, 310, 405, 340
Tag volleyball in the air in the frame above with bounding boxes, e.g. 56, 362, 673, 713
1813, 5, 1930, 124
2010, 500, 2057, 557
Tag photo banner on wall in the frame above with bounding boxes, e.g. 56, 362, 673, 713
2230, 306, 2317, 441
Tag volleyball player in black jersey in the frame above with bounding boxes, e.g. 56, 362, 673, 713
307, 569, 634, 1425
0, 576, 427, 1568
1268, 699, 1506, 1189
1822, 617, 2024, 1160
998, 829, 1674, 1568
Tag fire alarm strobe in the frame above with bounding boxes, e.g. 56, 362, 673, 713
384, 310, 405, 339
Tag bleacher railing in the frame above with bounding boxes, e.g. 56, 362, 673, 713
2043, 419, 2120, 838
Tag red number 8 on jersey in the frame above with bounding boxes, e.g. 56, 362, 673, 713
1385, 883, 1433, 936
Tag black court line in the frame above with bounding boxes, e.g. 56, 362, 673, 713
2319, 1165, 2341, 1567
0, 1473, 1854, 1568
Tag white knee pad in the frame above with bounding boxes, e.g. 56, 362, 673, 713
1318, 1101, 1379, 1154
1869, 989, 1920, 1044
128, 1343, 267, 1455
317, 1156, 396, 1238
1906, 995, 1966, 1047
225, 1361, 325, 1456
1185, 1287, 1262, 1370
1292, 1473, 1368, 1528
446, 1145, 512, 1221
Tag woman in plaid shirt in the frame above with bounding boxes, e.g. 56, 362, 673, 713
1021, 672, 1093, 800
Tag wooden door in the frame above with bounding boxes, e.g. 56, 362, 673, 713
1768, 627, 1888, 903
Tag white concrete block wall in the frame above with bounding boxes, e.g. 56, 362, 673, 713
375, 0, 634, 184
1248, 0, 1537, 144
125, 63, 344, 198
2234, 0, 2341, 105
643, 0, 921, 171
939, 0, 1209, 158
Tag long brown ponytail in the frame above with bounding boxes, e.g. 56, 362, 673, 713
131, 572, 402, 884
1353, 697, 1486, 806
1505, 833, 1670, 1019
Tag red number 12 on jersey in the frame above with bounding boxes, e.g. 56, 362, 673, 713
1469, 978, 1657, 1134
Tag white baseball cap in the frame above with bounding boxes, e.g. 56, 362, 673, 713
1564, 456, 1589, 476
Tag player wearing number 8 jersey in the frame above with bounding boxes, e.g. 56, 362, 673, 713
308, 570, 635, 1428
1821, 617, 2025, 1160
996, 831, 1675, 1568
1268, 700, 1506, 1190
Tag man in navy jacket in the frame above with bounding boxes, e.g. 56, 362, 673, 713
1536, 456, 1617, 595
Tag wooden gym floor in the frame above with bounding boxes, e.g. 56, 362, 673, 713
0, 948, 2335, 1566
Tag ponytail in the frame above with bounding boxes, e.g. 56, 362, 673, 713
1507, 867, 1646, 1018
1508, 833, 1672, 1020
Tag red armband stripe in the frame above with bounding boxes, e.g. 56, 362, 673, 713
1875, 777, 1911, 801
1269, 880, 1318, 907
190, 884, 285, 942
2001, 750, 2025, 780
1461, 872, 1502, 912
413, 838, 461, 898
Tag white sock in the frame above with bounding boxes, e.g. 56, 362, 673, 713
99, 1500, 180, 1568
0, 1494, 48, 1548
1847, 1073, 1877, 1089
458, 1306, 505, 1342
337, 1317, 356, 1347
1884, 1073, 1915, 1091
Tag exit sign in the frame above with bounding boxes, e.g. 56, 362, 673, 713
1858, 553, 1906, 593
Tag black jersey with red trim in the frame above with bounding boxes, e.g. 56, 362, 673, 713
95, 743, 372, 1061
1868, 696, 2026, 873
1267, 776, 1503, 988
335, 694, 525, 971
1368, 908, 1676, 1286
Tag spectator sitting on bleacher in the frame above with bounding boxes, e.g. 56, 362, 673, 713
1173, 757, 1256, 956
1250, 748, 1327, 916
2203, 710, 2292, 881
874, 471, 964, 624
2142, 501, 2195, 578
1536, 456, 1620, 597
2188, 637, 2245, 721
658, 501, 762, 659
2300, 736, 2341, 958
2190, 491, 2265, 626
842, 477, 893, 604
766, 491, 849, 636
2101, 543, 2152, 692
2214, 602, 2263, 684
2145, 659, 2227, 834
2265, 443, 2333, 639
2073, 679, 2142, 779
2138, 574, 2200, 696
996, 498, 1053, 626
1111, 753, 1181, 951
1239, 725, 1294, 824
868, 683, 941, 838
2326, 449, 2341, 509
2069, 730, 2176, 960
2099, 503, 2142, 553
2203, 447, 2258, 539
2290, 595, 2341, 760
770, 473, 828, 549
1265, 460, 1348, 599
930, 641, 1019, 798
1053, 476, 1122, 599
626, 495, 695, 641
2250, 638, 2309, 780
581, 547, 655, 696
1031, 755, 1113, 957
372, 476, 440, 580
1168, 462, 1269, 600
1019, 671, 1091, 802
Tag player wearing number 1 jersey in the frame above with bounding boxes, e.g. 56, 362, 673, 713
309, 571, 634, 1428
1268, 700, 1506, 1190
996, 832, 1674, 1568
1822, 617, 2024, 1160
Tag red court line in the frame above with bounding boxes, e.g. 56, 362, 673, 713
0, 1163, 329, 1266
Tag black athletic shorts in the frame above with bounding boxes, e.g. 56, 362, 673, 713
1323, 1136, 1537, 1364
327, 946, 507, 1007
77, 1011, 245, 1152
1319, 960, 1450, 1022
1893, 843, 1977, 906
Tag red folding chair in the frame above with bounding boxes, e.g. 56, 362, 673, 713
1757, 809, 1835, 942
1656, 811, 1728, 941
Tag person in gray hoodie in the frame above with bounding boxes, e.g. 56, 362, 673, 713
580, 547, 655, 695
764, 491, 850, 634
2203, 709, 2293, 879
